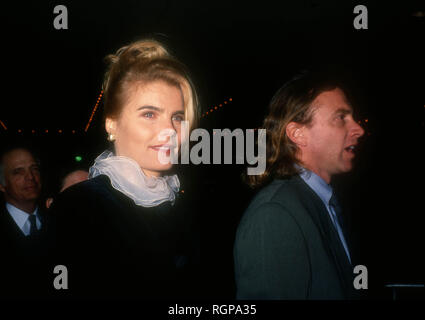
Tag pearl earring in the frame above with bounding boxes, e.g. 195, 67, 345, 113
108, 133, 115, 141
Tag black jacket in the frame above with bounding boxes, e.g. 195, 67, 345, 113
234, 175, 358, 299
0, 201, 52, 298
49, 174, 198, 299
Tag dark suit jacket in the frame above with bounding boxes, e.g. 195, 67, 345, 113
0, 202, 52, 298
48, 174, 198, 299
234, 175, 357, 299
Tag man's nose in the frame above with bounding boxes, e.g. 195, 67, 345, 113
351, 120, 365, 138
25, 170, 37, 181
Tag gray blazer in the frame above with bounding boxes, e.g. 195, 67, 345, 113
234, 175, 356, 299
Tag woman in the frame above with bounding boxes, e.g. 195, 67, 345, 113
49, 39, 199, 299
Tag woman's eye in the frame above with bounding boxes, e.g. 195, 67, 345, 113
172, 115, 184, 122
143, 112, 155, 119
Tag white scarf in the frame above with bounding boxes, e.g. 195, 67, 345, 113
89, 150, 180, 207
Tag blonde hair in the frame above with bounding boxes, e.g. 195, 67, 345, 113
102, 39, 199, 129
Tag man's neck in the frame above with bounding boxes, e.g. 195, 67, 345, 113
6, 199, 37, 214
298, 162, 332, 184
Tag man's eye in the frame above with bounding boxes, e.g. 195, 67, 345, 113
338, 114, 345, 120
13, 169, 24, 175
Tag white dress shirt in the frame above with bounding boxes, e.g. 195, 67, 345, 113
6, 203, 41, 236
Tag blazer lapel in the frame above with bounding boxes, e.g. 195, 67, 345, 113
1, 205, 27, 241
293, 176, 354, 298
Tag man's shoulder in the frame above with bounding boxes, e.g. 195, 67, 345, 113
238, 175, 319, 229
247, 176, 309, 211
51, 175, 114, 213
61, 175, 111, 199
0, 202, 14, 231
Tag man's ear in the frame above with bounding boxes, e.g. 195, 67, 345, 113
286, 122, 307, 147
46, 198, 53, 209
105, 118, 117, 136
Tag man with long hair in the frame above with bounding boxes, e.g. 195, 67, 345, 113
234, 70, 365, 299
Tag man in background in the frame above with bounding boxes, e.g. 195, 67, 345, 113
45, 169, 88, 209
0, 146, 52, 298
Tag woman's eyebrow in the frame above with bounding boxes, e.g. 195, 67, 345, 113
137, 105, 163, 112
172, 110, 185, 115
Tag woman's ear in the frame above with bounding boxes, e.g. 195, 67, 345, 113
105, 118, 116, 135
286, 122, 307, 147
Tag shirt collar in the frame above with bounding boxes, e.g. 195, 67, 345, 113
6, 202, 39, 231
296, 165, 333, 206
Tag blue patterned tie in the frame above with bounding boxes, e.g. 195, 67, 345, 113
329, 191, 345, 232
329, 191, 351, 264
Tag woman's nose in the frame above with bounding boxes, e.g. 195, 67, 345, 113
163, 117, 180, 132
157, 120, 178, 142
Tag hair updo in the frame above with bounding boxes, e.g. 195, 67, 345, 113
102, 39, 199, 129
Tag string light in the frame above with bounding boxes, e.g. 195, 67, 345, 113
85, 90, 104, 132
9, 129, 79, 134
0, 119, 7, 130
201, 97, 232, 118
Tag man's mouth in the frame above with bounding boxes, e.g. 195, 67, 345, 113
24, 185, 38, 191
344, 144, 357, 154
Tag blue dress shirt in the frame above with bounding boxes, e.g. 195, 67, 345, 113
298, 167, 351, 264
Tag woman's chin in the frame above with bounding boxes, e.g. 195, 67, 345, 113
142, 164, 174, 177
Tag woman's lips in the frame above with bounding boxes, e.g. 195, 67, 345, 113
150, 145, 171, 156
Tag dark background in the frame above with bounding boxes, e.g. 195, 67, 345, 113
0, 0, 424, 299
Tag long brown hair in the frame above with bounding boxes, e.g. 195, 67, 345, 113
246, 70, 347, 188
